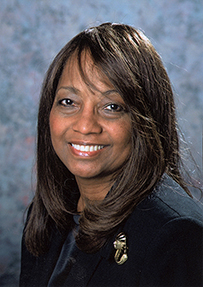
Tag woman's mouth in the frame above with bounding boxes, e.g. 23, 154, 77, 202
71, 143, 105, 153
72, 144, 104, 152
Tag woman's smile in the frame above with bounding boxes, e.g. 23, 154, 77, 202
69, 143, 106, 157
71, 143, 105, 152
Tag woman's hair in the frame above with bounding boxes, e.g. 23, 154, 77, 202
25, 22, 192, 256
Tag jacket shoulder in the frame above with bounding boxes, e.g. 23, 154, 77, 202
128, 174, 203, 229
120, 175, 203, 286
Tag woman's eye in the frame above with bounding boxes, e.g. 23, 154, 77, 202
59, 98, 74, 106
105, 104, 123, 112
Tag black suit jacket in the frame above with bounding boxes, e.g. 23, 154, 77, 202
20, 175, 203, 286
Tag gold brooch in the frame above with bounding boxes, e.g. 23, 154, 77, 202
113, 232, 128, 265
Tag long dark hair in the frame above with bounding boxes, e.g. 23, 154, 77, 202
25, 22, 191, 256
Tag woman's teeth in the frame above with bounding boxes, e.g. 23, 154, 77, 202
71, 144, 104, 152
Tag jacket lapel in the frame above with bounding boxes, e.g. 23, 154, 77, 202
56, 244, 104, 286
53, 234, 117, 286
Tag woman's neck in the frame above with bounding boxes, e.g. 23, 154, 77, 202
75, 176, 113, 212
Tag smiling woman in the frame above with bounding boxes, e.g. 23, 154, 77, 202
20, 23, 203, 287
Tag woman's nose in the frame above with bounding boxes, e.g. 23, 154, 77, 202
72, 108, 102, 135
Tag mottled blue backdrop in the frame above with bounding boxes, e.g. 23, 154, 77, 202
0, 0, 202, 286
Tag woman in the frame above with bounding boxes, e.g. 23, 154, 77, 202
20, 23, 203, 286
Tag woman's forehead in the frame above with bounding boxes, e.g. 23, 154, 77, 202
61, 51, 115, 92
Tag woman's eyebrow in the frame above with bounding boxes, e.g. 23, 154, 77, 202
56, 86, 80, 94
101, 89, 119, 96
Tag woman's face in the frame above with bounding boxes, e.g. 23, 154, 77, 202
49, 54, 132, 181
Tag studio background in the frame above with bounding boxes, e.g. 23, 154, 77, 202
0, 0, 202, 286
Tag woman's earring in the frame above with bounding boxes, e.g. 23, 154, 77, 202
113, 232, 128, 265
